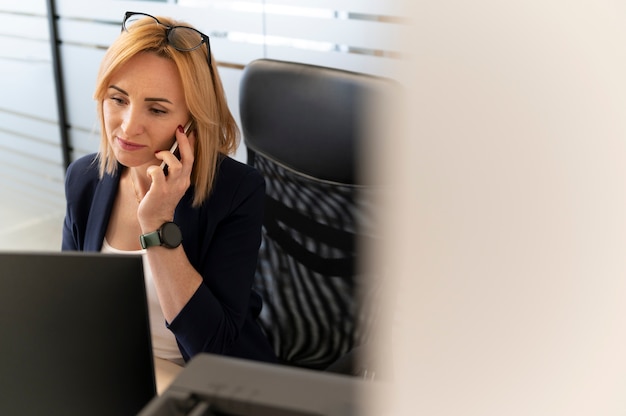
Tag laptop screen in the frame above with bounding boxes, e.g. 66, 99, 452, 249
0, 251, 156, 416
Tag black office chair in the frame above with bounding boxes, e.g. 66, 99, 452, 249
239, 59, 391, 376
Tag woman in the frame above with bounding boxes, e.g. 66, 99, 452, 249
62, 12, 277, 365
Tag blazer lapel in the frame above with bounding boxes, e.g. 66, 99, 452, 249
84, 170, 120, 252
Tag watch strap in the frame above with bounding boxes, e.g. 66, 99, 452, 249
139, 230, 161, 249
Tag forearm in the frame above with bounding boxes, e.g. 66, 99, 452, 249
143, 244, 203, 323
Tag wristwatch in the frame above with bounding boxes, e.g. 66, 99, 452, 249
140, 221, 183, 249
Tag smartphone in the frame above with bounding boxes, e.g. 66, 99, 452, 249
161, 119, 193, 175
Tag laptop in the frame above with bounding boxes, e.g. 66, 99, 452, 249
0, 251, 156, 416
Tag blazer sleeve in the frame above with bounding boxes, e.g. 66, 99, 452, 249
167, 165, 267, 361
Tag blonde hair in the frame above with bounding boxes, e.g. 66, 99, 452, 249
93, 15, 239, 206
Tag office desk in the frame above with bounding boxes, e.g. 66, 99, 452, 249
154, 357, 184, 394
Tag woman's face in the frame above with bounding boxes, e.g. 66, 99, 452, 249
103, 52, 189, 169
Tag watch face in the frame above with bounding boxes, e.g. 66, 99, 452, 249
160, 222, 182, 248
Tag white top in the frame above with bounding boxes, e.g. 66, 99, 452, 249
101, 238, 185, 366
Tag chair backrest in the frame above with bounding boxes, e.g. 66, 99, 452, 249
239, 59, 391, 372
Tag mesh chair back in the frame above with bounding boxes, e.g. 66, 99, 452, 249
240, 59, 388, 371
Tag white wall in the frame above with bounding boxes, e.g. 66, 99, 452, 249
384, 2, 626, 415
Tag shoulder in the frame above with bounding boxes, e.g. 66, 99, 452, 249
188, 155, 264, 215
65, 153, 100, 185
214, 155, 265, 196
64, 153, 108, 203
217, 155, 263, 183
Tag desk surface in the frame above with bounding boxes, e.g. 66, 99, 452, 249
154, 357, 184, 394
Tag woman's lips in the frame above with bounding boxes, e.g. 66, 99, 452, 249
117, 137, 146, 151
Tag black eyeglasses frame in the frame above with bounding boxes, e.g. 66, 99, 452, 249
122, 11, 213, 69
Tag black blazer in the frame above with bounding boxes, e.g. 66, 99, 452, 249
62, 153, 277, 363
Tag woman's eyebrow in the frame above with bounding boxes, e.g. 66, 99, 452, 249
108, 85, 128, 95
108, 85, 173, 104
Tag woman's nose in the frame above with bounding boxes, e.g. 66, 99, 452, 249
120, 108, 145, 136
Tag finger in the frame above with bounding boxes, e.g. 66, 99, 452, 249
146, 164, 164, 186
158, 146, 182, 173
